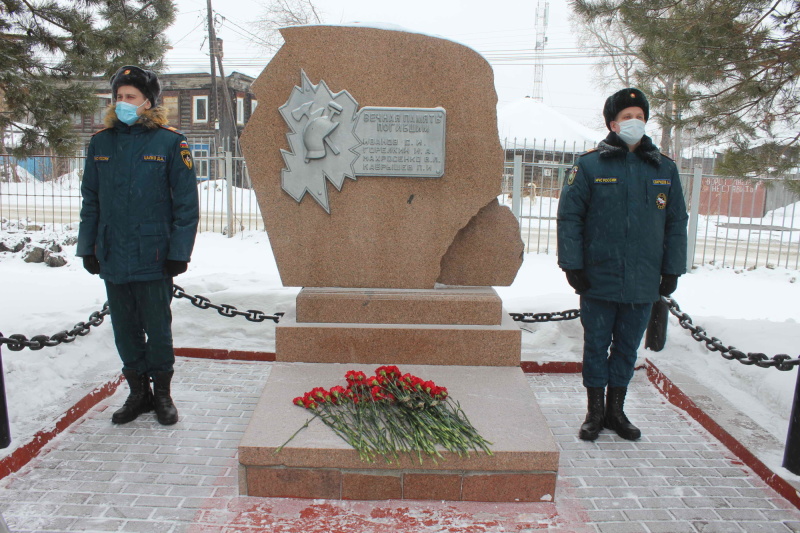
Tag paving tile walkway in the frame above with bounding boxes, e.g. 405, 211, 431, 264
0, 358, 798, 532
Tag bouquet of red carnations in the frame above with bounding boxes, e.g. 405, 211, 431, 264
278, 365, 492, 463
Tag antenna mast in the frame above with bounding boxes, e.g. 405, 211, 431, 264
532, 0, 549, 102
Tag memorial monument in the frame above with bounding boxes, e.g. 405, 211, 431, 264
238, 24, 558, 502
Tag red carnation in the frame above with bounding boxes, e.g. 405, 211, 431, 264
345, 370, 367, 384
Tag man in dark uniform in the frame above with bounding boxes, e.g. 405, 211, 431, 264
557, 88, 688, 441
77, 66, 199, 426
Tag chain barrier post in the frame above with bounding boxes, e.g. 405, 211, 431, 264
645, 297, 669, 351
783, 368, 800, 475
0, 333, 11, 449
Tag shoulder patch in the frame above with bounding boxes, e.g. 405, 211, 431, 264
567, 165, 578, 185
160, 125, 184, 135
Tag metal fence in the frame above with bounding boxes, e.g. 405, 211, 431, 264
501, 147, 800, 270
2, 146, 799, 270
0, 153, 263, 235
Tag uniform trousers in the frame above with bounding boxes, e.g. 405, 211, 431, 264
580, 296, 653, 389
105, 278, 175, 375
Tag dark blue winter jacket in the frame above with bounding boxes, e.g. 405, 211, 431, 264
77, 108, 199, 284
557, 133, 688, 304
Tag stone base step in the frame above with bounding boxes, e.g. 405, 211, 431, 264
275, 309, 521, 366
295, 287, 503, 325
238, 363, 559, 502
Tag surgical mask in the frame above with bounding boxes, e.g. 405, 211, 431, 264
115, 100, 147, 125
616, 118, 646, 146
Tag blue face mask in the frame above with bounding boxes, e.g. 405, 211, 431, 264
115, 100, 146, 125
617, 118, 646, 146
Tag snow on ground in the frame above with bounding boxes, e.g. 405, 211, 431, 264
0, 228, 798, 480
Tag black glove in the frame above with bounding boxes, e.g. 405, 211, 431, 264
165, 259, 188, 277
659, 274, 679, 296
82, 255, 100, 275
564, 269, 591, 292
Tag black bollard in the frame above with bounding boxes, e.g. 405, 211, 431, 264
783, 367, 800, 475
0, 337, 10, 449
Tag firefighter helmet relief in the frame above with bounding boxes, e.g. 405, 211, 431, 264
279, 71, 360, 214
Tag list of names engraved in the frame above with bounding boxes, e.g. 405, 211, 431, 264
353, 107, 446, 177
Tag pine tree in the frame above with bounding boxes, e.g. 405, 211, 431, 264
572, 0, 800, 182
0, 0, 176, 157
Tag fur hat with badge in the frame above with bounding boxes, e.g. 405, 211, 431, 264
602, 88, 649, 130
110, 65, 161, 105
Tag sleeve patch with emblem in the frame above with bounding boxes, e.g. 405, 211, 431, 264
181, 149, 193, 170
567, 165, 578, 185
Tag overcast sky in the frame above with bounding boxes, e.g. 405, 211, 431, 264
165, 0, 610, 132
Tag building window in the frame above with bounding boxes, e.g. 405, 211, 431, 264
193, 96, 208, 123
191, 145, 210, 180
163, 96, 180, 127
236, 97, 244, 125
251, 99, 258, 115
93, 94, 111, 126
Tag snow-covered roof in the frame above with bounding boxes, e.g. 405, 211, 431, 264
497, 97, 605, 151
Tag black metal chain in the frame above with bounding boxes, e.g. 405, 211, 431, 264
0, 303, 110, 351
509, 309, 580, 323
172, 284, 283, 323
4, 290, 795, 373
661, 295, 799, 371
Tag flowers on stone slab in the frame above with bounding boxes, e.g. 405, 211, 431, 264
277, 365, 492, 463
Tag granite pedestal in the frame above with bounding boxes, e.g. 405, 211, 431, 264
239, 363, 559, 502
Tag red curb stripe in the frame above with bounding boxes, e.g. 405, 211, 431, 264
0, 374, 124, 481
175, 348, 276, 361
646, 359, 800, 511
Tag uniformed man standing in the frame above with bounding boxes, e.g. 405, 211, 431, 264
77, 66, 199, 426
557, 88, 688, 441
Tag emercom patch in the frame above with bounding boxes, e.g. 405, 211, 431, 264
567, 165, 578, 185
181, 149, 193, 170
594, 177, 618, 184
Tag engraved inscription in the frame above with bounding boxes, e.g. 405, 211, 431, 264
353, 107, 446, 177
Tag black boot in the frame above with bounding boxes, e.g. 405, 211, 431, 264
604, 386, 641, 440
112, 369, 153, 424
578, 387, 605, 441
151, 370, 179, 425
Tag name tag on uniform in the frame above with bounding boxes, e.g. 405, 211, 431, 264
143, 154, 166, 163
594, 177, 618, 184
652, 179, 671, 186
94, 156, 110, 162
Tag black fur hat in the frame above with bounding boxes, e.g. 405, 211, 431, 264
603, 88, 649, 130
110, 65, 161, 105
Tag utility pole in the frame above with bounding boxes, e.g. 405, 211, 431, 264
206, 0, 238, 156
206, 0, 219, 154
